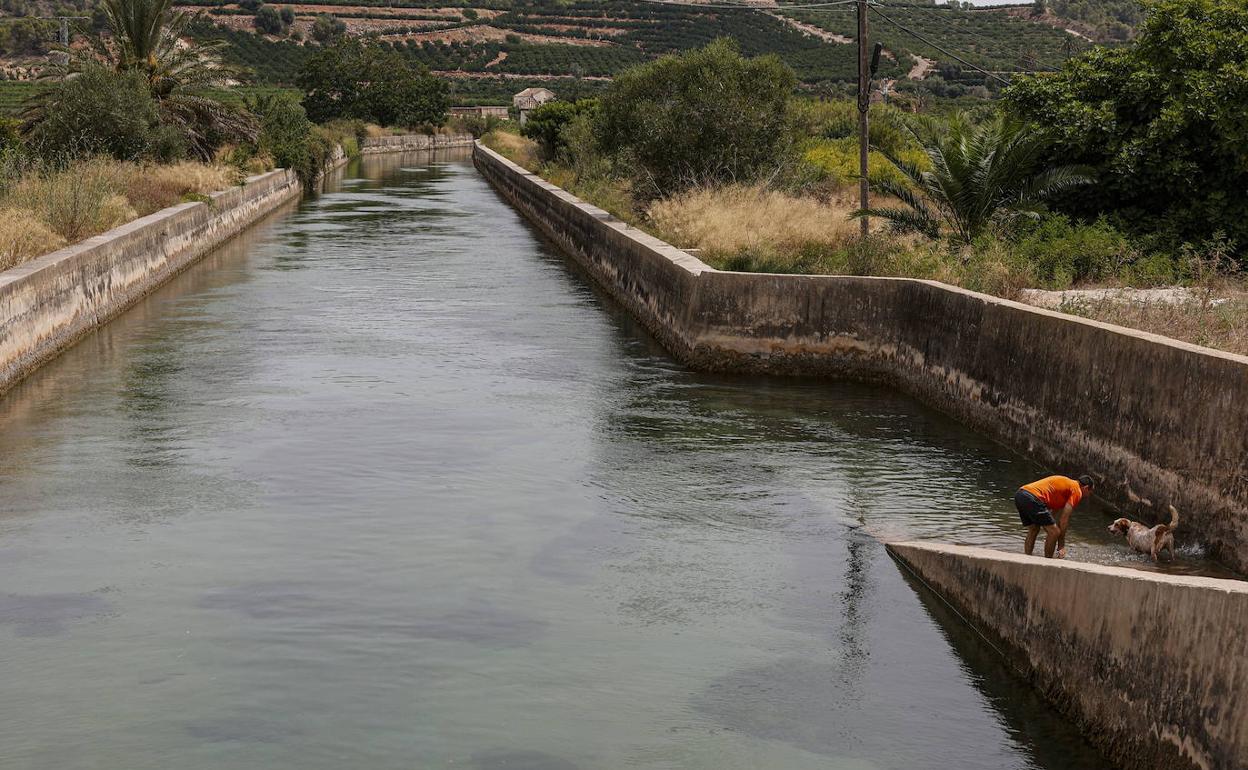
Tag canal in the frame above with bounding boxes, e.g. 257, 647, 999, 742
0, 149, 1117, 769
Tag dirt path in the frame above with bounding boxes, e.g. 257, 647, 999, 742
770, 13, 852, 44
907, 54, 935, 80
484, 50, 507, 69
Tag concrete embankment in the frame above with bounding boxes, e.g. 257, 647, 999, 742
0, 169, 301, 397
472, 142, 1248, 575
888, 541, 1248, 770
359, 133, 475, 153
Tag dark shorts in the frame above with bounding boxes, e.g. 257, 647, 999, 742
1015, 489, 1056, 527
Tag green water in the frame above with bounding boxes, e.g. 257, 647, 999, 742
0, 150, 1121, 769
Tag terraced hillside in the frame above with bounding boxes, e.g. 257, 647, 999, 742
0, 0, 1094, 112
177, 0, 1088, 98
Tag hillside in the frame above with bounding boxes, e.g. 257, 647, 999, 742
2, 0, 1097, 109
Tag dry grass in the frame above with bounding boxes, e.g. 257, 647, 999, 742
1056, 293, 1248, 356
0, 210, 66, 270
0, 158, 240, 271
647, 184, 859, 254
481, 129, 542, 172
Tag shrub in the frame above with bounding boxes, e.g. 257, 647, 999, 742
279, 6, 295, 25
255, 5, 285, 35
596, 39, 796, 199
248, 93, 319, 183
521, 99, 596, 160
5, 158, 137, 242
1009, 215, 1137, 286
23, 67, 167, 163
312, 13, 346, 43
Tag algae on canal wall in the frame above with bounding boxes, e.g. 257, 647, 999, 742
471, 141, 1248, 576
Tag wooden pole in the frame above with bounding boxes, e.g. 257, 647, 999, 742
857, 0, 870, 236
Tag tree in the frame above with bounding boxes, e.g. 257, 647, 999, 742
94, 0, 231, 96
254, 5, 285, 35
26, 0, 257, 160
595, 39, 796, 198
856, 114, 1091, 243
1004, 0, 1248, 249
279, 6, 295, 25
297, 37, 448, 127
311, 13, 346, 43
521, 99, 597, 159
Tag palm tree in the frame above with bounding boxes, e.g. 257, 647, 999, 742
95, 0, 230, 96
23, 0, 257, 160
855, 114, 1091, 243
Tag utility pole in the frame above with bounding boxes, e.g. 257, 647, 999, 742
856, 0, 870, 236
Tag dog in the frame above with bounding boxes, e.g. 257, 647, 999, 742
1108, 505, 1179, 562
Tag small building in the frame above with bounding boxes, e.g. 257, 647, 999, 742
450, 105, 510, 120
512, 87, 556, 126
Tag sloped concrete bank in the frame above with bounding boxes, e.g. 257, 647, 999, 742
0, 168, 301, 397
359, 133, 474, 153
888, 541, 1248, 770
472, 142, 1248, 574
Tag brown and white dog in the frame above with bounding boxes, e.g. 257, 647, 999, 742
1108, 505, 1179, 562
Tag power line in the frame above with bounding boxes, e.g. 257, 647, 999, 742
870, 6, 1013, 84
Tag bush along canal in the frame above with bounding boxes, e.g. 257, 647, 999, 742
0, 147, 1220, 769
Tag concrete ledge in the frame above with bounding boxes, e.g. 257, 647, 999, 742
887, 541, 1248, 770
359, 133, 474, 154
472, 141, 1248, 573
0, 168, 301, 397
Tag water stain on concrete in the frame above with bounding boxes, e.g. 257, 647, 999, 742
472, 749, 580, 769
0, 592, 111, 637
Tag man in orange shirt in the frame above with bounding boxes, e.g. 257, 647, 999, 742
1014, 474, 1094, 558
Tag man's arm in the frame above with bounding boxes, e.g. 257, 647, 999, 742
1056, 503, 1073, 549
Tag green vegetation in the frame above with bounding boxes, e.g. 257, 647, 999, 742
859, 113, 1091, 242
597, 39, 795, 199
484, 28, 1247, 354
298, 37, 448, 126
520, 98, 595, 160
1038, 0, 1143, 40
1005, 0, 1248, 251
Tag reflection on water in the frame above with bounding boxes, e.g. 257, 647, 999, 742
0, 150, 1123, 768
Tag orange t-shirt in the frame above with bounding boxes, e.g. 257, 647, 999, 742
1022, 476, 1083, 511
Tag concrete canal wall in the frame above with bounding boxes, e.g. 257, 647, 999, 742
0, 169, 301, 397
359, 133, 474, 153
888, 541, 1248, 770
472, 142, 1248, 575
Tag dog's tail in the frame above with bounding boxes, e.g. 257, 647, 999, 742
1160, 504, 1179, 534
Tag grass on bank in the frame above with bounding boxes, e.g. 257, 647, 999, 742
0, 158, 241, 271
482, 128, 1248, 357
